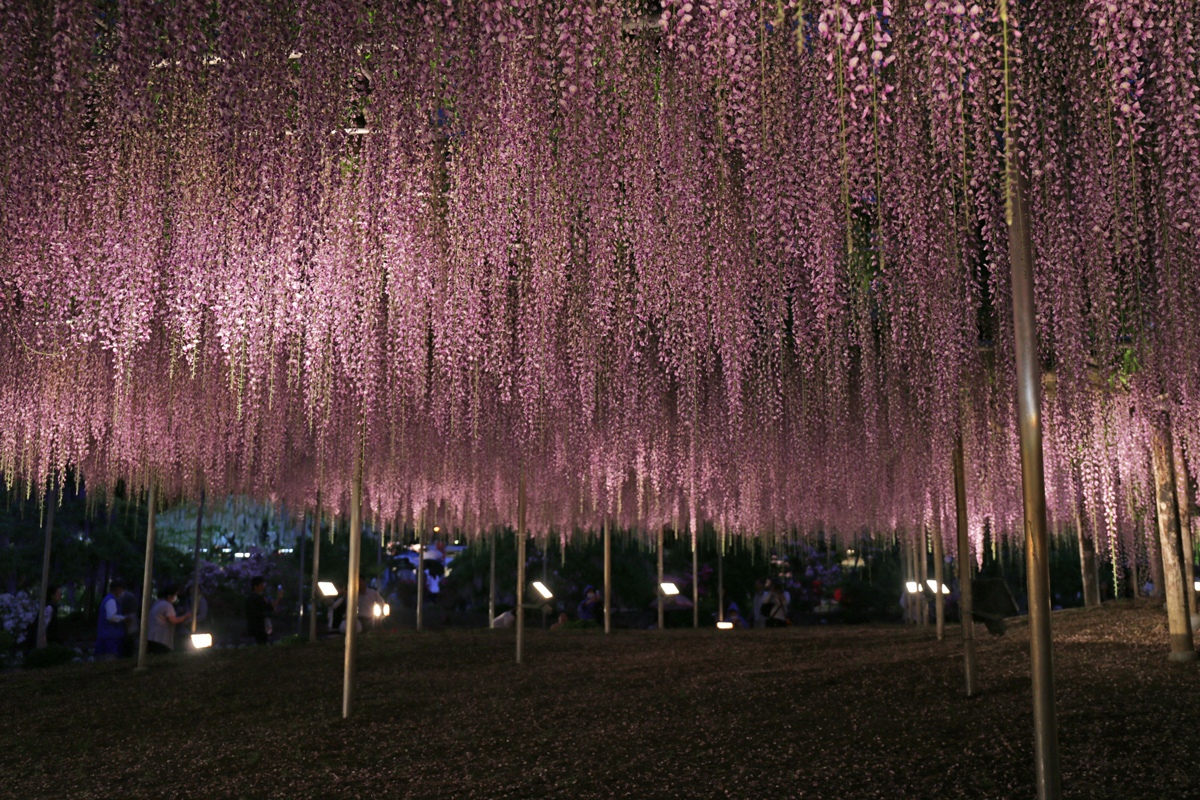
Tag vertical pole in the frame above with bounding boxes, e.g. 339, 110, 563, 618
933, 523, 945, 641
489, 526, 497, 628
603, 517, 612, 634
516, 472, 527, 664
718, 521, 725, 622
417, 507, 427, 632
191, 489, 205, 636
1006, 136, 1061, 796
342, 442, 363, 719
902, 534, 912, 625
135, 482, 157, 671
297, 510, 306, 634
693, 521, 699, 629
541, 532, 549, 629
918, 531, 929, 626
36, 476, 56, 649
310, 495, 322, 643
954, 439, 978, 696
657, 524, 665, 631
1150, 423, 1195, 661
1171, 442, 1198, 621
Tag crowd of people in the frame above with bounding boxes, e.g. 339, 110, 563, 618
48, 566, 794, 658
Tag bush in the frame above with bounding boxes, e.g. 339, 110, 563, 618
24, 644, 77, 669
0, 629, 15, 654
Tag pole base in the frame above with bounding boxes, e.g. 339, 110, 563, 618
1168, 650, 1197, 663
133, 665, 149, 673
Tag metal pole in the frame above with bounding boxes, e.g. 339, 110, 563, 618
342, 443, 363, 718
516, 472, 526, 664
417, 507, 426, 632
657, 524, 665, 631
191, 489, 205, 636
1007, 142, 1061, 797
933, 522, 945, 641
297, 510, 306, 634
718, 521, 725, 622
541, 532, 548, 629
310, 495, 322, 643
918, 529, 929, 626
135, 482, 157, 671
489, 526, 497, 628
36, 476, 55, 649
603, 517, 612, 634
692, 521, 699, 629
954, 439, 978, 696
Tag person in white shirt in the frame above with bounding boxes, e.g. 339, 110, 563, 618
147, 585, 191, 654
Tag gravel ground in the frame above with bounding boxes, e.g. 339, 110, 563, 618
1, 601, 1197, 799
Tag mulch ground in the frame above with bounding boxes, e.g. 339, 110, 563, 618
1, 601, 1197, 800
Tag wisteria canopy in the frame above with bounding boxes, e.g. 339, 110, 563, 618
2, 0, 1198, 573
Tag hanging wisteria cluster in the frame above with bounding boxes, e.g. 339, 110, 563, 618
2, 0, 1199, 575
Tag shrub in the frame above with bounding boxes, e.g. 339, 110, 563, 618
24, 644, 77, 669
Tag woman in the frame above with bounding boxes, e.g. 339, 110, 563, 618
147, 585, 191, 654
42, 584, 63, 645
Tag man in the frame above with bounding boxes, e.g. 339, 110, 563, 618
95, 580, 128, 658
577, 586, 601, 622
246, 576, 281, 644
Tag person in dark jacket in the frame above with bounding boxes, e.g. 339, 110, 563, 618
245, 576, 282, 644
95, 580, 128, 658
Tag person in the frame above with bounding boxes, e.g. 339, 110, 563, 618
550, 611, 569, 631
42, 584, 63, 645
725, 602, 749, 629
752, 580, 767, 628
331, 577, 386, 634
246, 576, 281, 644
148, 585, 191, 654
577, 585, 601, 621
95, 580, 128, 659
764, 583, 789, 628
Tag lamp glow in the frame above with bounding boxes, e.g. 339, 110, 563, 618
926, 579, 951, 594
532, 581, 553, 599
660, 582, 680, 595
318, 581, 338, 597
383, 603, 390, 616
373, 603, 382, 618
433, 526, 440, 533
191, 633, 213, 649
717, 621, 733, 630
1195, 581, 1200, 592
905, 581, 920, 593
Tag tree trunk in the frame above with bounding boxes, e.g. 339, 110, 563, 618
1150, 422, 1195, 661
1171, 439, 1198, 623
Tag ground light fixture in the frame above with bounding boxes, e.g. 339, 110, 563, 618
926, 579, 951, 594
1195, 580, 1200, 592
716, 621, 734, 630
532, 581, 553, 600
659, 582, 680, 596
905, 581, 921, 593
190, 633, 213, 649
372, 603, 390, 617
318, 581, 339, 597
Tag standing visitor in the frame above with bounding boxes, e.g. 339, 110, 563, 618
752, 580, 768, 628
765, 583, 790, 628
41, 585, 63, 645
246, 576, 281, 644
94, 580, 128, 659
147, 585, 191, 654
577, 586, 601, 622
